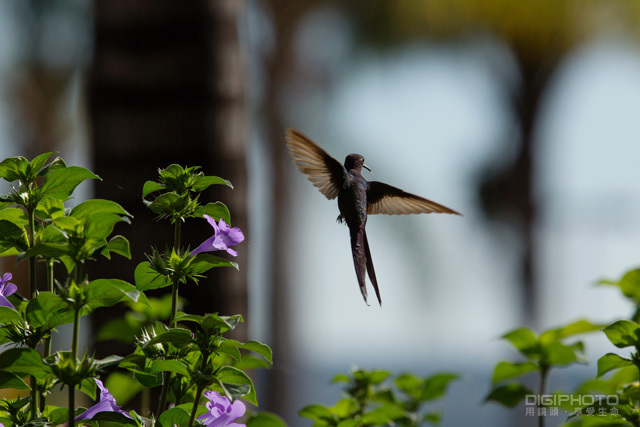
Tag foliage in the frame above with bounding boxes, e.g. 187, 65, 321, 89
485, 268, 640, 427
0, 156, 272, 427
299, 368, 458, 426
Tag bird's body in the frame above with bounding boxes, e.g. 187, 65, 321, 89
286, 128, 460, 305
337, 158, 380, 304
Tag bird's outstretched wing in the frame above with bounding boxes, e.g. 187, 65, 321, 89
367, 181, 461, 216
286, 128, 345, 200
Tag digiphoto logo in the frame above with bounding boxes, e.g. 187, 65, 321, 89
524, 394, 620, 417
525, 394, 619, 407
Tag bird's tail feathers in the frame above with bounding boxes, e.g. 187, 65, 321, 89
363, 230, 381, 306
349, 226, 369, 305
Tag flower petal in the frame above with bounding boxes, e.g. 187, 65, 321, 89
204, 215, 219, 233
75, 400, 114, 421
2, 283, 16, 298
0, 296, 15, 310
191, 236, 217, 257
226, 248, 238, 257
218, 219, 230, 233
226, 228, 244, 245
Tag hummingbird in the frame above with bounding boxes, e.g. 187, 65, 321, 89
286, 128, 461, 306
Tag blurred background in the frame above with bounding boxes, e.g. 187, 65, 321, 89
1, 0, 640, 425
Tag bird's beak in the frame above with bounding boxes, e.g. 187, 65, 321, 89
363, 164, 371, 173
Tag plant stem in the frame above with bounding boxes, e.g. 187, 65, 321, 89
169, 220, 182, 328
41, 257, 52, 412
188, 385, 205, 427
68, 383, 75, 427
43, 259, 54, 356
27, 207, 36, 298
30, 377, 39, 419
539, 365, 548, 427
72, 307, 80, 360
74, 262, 83, 286
159, 221, 182, 416
174, 219, 182, 249
157, 372, 170, 416
169, 278, 179, 328
27, 206, 40, 418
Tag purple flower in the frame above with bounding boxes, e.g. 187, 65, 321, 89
197, 391, 246, 427
74, 378, 133, 422
0, 273, 17, 310
191, 215, 244, 257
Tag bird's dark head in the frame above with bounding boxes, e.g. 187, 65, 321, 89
344, 154, 371, 173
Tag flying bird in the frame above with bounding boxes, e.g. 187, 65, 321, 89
286, 128, 461, 305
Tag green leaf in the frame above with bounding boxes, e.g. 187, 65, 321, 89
0, 348, 52, 379
158, 407, 190, 427
142, 180, 165, 199
193, 202, 231, 224
539, 319, 604, 344
217, 366, 257, 405
597, 353, 634, 377
24, 242, 74, 260
145, 328, 193, 348
84, 212, 130, 241
0, 306, 24, 326
299, 404, 334, 423
71, 199, 131, 220
90, 411, 138, 425
0, 207, 29, 228
26, 291, 73, 330
0, 219, 25, 253
146, 192, 188, 215
332, 373, 351, 383
0, 156, 29, 182
135, 261, 172, 291
395, 372, 422, 396
219, 339, 272, 364
84, 279, 146, 312
0, 370, 30, 390
423, 411, 443, 425
337, 420, 359, 427
49, 408, 70, 426
237, 340, 273, 364
603, 320, 639, 348
105, 372, 145, 405
541, 341, 580, 366
492, 361, 538, 385
29, 152, 55, 176
193, 176, 233, 190
361, 404, 406, 425
101, 235, 131, 260
369, 370, 392, 385
599, 269, 640, 302
38, 166, 100, 201
183, 313, 243, 334
190, 253, 239, 273
246, 412, 288, 427
38, 156, 67, 177
502, 327, 540, 357
150, 359, 189, 377
34, 197, 65, 221
421, 373, 459, 401
95, 354, 125, 372
485, 383, 532, 408
332, 398, 358, 418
